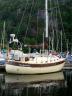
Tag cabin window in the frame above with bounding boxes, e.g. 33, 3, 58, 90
25, 57, 29, 61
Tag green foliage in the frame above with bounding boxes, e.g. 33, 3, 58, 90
0, 0, 72, 51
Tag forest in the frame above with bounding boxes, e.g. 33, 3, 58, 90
0, 0, 72, 52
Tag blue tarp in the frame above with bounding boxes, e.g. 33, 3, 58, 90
66, 54, 72, 64
0, 60, 5, 65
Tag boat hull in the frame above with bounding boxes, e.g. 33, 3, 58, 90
5, 61, 65, 74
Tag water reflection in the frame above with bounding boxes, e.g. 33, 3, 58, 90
5, 72, 64, 84
63, 70, 72, 87
0, 71, 71, 96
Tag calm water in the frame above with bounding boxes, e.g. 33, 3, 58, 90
0, 70, 72, 96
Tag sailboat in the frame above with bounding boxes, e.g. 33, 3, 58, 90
5, 0, 65, 74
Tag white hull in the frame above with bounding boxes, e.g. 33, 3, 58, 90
5, 62, 65, 74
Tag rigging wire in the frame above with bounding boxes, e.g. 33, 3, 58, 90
17, 0, 39, 46
55, 1, 60, 51
36, 0, 39, 44
56, 0, 67, 50
49, 0, 55, 51
17, 0, 29, 36
24, 0, 35, 41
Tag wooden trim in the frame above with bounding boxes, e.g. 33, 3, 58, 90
7, 60, 65, 67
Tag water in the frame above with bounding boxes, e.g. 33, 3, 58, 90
0, 70, 72, 96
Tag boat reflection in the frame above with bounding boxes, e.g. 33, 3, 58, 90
5, 71, 64, 84
0, 72, 66, 96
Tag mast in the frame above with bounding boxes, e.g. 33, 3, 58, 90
2, 21, 5, 48
45, 0, 48, 38
67, 40, 68, 52
43, 32, 44, 52
61, 30, 62, 52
